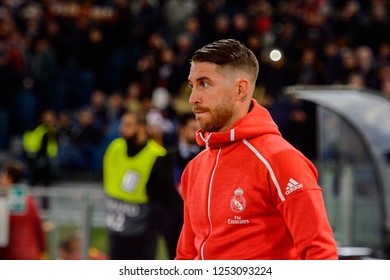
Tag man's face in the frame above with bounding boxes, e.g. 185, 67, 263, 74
119, 114, 139, 139
188, 62, 236, 132
42, 110, 57, 128
0, 170, 11, 188
181, 118, 199, 145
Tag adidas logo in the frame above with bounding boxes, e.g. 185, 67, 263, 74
285, 178, 303, 195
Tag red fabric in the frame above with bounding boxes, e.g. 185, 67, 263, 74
3, 195, 46, 260
176, 99, 338, 260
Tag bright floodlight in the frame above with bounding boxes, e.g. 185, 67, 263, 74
270, 49, 282, 61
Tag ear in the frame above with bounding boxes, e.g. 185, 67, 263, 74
235, 79, 250, 102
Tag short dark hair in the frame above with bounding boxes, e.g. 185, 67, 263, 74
3, 160, 25, 184
123, 110, 147, 126
191, 39, 259, 82
178, 112, 196, 127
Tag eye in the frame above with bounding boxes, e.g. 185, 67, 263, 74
200, 81, 208, 88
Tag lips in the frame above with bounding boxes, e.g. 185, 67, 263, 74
193, 110, 206, 115
193, 106, 208, 115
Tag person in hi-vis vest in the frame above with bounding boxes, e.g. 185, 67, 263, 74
22, 109, 58, 188
103, 111, 166, 260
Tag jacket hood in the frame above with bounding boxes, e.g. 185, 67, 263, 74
196, 99, 281, 148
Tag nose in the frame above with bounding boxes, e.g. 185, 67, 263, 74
189, 89, 200, 105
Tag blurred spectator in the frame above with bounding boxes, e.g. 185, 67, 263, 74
148, 87, 177, 147
169, 33, 193, 96
89, 89, 108, 132
157, 47, 175, 89
252, 1, 275, 50
45, 19, 72, 70
347, 72, 365, 89
132, 0, 164, 48
26, 37, 57, 111
231, 12, 251, 44
381, 79, 390, 98
57, 110, 77, 178
183, 17, 205, 53
162, 0, 197, 41
57, 110, 75, 145
322, 39, 344, 85
6, 30, 27, 75
135, 50, 158, 99
103, 111, 166, 259
340, 48, 359, 84
0, 159, 46, 260
12, 77, 39, 136
197, 1, 224, 43
69, 108, 104, 172
365, 1, 390, 52
210, 13, 231, 42
335, 0, 366, 47
377, 63, 390, 89
355, 45, 379, 89
377, 42, 390, 65
124, 82, 143, 114
107, 92, 126, 128
22, 109, 58, 190
77, 26, 109, 90
296, 47, 323, 85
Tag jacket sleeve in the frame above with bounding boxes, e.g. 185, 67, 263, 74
270, 149, 338, 260
175, 168, 197, 260
280, 191, 338, 259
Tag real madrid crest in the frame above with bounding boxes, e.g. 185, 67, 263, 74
230, 187, 246, 213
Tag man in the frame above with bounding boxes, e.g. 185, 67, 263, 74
176, 39, 338, 260
103, 111, 166, 259
22, 109, 58, 208
23, 109, 58, 186
149, 112, 200, 259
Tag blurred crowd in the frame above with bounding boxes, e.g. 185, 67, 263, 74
1, 0, 390, 181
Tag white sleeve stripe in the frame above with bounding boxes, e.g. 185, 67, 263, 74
243, 139, 286, 202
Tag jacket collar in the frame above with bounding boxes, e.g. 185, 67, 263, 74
196, 99, 281, 148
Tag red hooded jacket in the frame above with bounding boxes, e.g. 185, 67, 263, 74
176, 99, 338, 260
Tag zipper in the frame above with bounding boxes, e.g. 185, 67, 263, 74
200, 147, 221, 260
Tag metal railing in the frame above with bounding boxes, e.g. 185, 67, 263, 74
30, 182, 106, 260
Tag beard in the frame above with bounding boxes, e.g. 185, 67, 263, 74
196, 102, 234, 132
